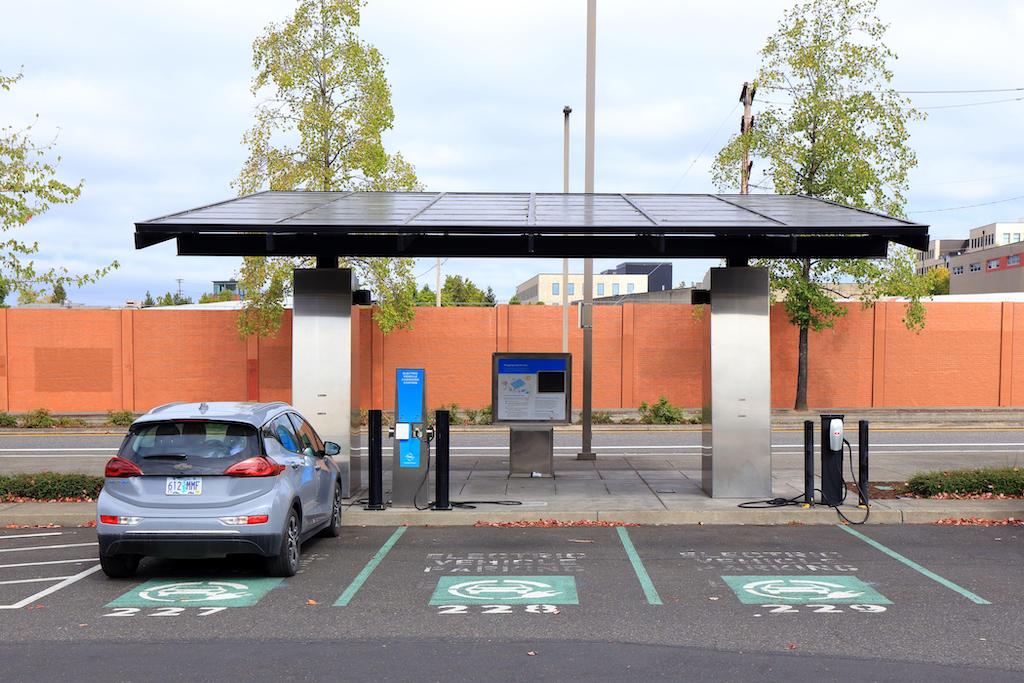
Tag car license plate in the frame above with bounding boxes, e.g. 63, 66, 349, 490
165, 477, 202, 496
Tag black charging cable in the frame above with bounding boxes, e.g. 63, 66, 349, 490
738, 438, 869, 524
412, 428, 523, 511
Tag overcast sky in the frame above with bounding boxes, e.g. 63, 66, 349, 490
2, 0, 1022, 305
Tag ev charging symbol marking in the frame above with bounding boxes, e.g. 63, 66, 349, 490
447, 579, 560, 601
742, 579, 863, 601
107, 578, 283, 608
722, 575, 891, 605
430, 575, 578, 605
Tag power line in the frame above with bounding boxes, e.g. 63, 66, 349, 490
668, 101, 741, 191
415, 258, 448, 279
909, 195, 1024, 215
762, 84, 1024, 95
918, 95, 1024, 110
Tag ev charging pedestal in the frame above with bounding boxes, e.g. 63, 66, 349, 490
391, 368, 430, 508
700, 267, 772, 499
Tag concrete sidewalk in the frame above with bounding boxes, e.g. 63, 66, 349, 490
3, 451, 1023, 528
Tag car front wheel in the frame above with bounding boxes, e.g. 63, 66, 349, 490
267, 508, 300, 577
100, 553, 141, 578
319, 482, 342, 538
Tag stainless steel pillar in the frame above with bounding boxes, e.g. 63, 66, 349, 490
292, 268, 361, 498
701, 267, 771, 498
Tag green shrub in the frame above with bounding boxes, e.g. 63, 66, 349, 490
106, 410, 135, 427
0, 472, 104, 501
638, 396, 685, 424
19, 408, 55, 429
55, 416, 87, 428
591, 411, 613, 424
0, 412, 17, 428
477, 404, 493, 424
464, 407, 479, 424
906, 467, 1024, 497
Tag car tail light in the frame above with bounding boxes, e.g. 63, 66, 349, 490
105, 457, 143, 478
99, 515, 141, 525
223, 456, 285, 477
219, 515, 270, 525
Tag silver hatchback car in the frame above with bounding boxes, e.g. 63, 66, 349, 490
96, 402, 343, 578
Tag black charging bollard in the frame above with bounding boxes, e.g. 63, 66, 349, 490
803, 420, 815, 507
433, 410, 452, 511
858, 420, 870, 508
365, 409, 385, 510
820, 414, 845, 506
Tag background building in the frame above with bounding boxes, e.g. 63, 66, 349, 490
941, 221, 1024, 294
515, 262, 671, 304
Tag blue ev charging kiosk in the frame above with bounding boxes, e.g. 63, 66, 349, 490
391, 368, 430, 507
492, 353, 572, 477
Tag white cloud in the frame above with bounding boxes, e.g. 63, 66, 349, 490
1, 0, 1022, 305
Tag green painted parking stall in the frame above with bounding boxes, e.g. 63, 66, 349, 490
1, 524, 1022, 673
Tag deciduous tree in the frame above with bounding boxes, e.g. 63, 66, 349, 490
234, 0, 421, 338
0, 71, 116, 305
712, 0, 929, 410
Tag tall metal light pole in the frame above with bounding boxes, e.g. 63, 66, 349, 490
562, 106, 572, 353
578, 0, 596, 460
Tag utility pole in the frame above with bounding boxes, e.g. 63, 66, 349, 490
739, 81, 756, 194
435, 257, 441, 307
578, 0, 596, 461
175, 278, 183, 298
562, 105, 572, 353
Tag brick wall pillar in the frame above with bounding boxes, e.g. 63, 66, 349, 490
245, 334, 260, 402
620, 303, 635, 409
871, 302, 887, 407
0, 309, 8, 412
999, 302, 1014, 406
496, 304, 510, 352
120, 309, 135, 412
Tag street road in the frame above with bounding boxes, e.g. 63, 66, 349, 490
0, 523, 1019, 681
2, 428, 1023, 476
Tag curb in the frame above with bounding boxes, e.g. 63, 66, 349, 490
3, 502, 1021, 528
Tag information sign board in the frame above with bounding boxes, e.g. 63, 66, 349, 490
492, 353, 571, 424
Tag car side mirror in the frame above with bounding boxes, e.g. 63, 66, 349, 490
323, 441, 341, 456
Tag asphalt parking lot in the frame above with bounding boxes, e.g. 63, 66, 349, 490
0, 522, 1020, 681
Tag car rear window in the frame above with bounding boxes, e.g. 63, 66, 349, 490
117, 421, 261, 475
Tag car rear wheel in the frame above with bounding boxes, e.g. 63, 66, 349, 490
267, 508, 300, 577
319, 482, 342, 538
100, 553, 141, 578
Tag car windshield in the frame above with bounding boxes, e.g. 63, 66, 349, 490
117, 421, 261, 475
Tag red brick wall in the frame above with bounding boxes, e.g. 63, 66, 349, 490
2, 302, 1021, 414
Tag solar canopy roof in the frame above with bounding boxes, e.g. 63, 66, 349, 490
135, 191, 929, 259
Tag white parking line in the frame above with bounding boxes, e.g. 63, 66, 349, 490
0, 542, 97, 554
0, 564, 103, 610
0, 558, 99, 569
0, 532, 62, 540
0, 576, 75, 586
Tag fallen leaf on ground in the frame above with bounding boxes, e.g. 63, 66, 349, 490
527, 651, 537, 656
306, 599, 318, 606
935, 517, 1023, 526
474, 519, 638, 528
787, 643, 798, 650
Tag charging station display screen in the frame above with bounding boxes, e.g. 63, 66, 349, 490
493, 354, 571, 423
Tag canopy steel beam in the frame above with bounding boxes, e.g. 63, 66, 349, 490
172, 233, 896, 259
